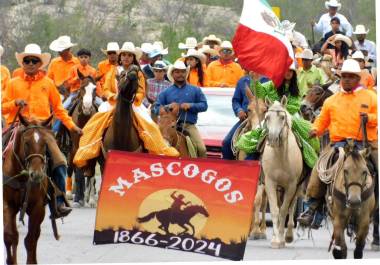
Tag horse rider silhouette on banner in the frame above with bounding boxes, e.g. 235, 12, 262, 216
170, 191, 191, 214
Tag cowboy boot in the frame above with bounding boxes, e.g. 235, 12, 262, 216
297, 198, 320, 227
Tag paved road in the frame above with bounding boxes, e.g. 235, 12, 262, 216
9, 205, 379, 264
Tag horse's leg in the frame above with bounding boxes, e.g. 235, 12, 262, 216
260, 188, 268, 237
278, 183, 297, 247
250, 184, 266, 240
285, 188, 299, 243
4, 202, 18, 265
354, 208, 372, 259
178, 224, 189, 235
264, 178, 282, 248
187, 222, 195, 236
332, 212, 348, 259
25, 201, 45, 264
88, 176, 97, 208
74, 167, 85, 207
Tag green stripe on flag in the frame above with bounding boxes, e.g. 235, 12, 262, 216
260, 0, 272, 10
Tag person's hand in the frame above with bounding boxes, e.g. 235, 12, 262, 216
308, 129, 318, 138
15, 99, 27, 108
238, 110, 247, 121
180, 103, 191, 111
71, 126, 83, 136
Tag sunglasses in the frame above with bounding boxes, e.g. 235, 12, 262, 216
23, 57, 41, 65
221, 49, 233, 54
107, 51, 117, 55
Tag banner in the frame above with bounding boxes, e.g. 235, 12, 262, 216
93, 151, 260, 261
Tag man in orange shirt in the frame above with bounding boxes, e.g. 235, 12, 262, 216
2, 44, 82, 218
352, 50, 376, 90
298, 60, 378, 234
206, 41, 244, 87
47, 35, 79, 95
97, 42, 119, 95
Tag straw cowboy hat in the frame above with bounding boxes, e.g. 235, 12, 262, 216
199, 44, 218, 57
148, 42, 168, 58
0, 44, 4, 57
49, 35, 77, 52
281, 20, 296, 32
340, 59, 361, 76
178, 37, 198, 50
141, 43, 153, 54
152, 41, 168, 55
297, 49, 314, 60
352, 50, 365, 60
219, 40, 234, 54
202, 34, 222, 45
167, 60, 190, 83
101, 42, 120, 55
353, 25, 370, 35
119, 42, 142, 61
16, 43, 51, 69
183, 49, 206, 64
151, 60, 168, 71
325, 0, 341, 11
332, 34, 352, 47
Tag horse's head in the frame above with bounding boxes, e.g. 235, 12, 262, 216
300, 84, 333, 122
17, 114, 53, 183
187, 205, 209, 218
158, 106, 179, 144
264, 96, 291, 148
341, 141, 371, 210
117, 65, 140, 103
77, 70, 101, 115
245, 86, 267, 128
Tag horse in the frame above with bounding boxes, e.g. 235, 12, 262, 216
64, 71, 101, 208
327, 141, 375, 259
137, 205, 209, 236
261, 97, 303, 248
3, 114, 57, 264
300, 84, 334, 123
158, 105, 190, 157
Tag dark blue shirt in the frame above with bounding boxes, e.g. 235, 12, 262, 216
154, 83, 208, 124
232, 76, 251, 116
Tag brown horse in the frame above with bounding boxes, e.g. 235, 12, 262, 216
328, 141, 375, 259
158, 105, 190, 157
3, 114, 56, 264
300, 84, 334, 123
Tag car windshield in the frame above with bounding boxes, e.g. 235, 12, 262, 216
197, 93, 236, 127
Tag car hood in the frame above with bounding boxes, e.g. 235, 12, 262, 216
198, 125, 231, 147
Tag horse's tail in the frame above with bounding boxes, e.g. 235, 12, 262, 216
137, 212, 157, 223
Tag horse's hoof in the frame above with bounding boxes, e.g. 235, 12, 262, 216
332, 248, 346, 259
271, 240, 285, 249
88, 199, 97, 208
371, 242, 380, 251
285, 235, 294, 243
66, 191, 73, 200
72, 202, 82, 208
250, 233, 265, 240
354, 248, 363, 259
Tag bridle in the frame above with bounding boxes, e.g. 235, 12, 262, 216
265, 109, 289, 146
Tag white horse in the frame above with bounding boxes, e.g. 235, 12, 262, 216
262, 96, 303, 248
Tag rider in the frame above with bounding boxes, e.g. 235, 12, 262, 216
154, 60, 208, 157
298, 59, 378, 248
97, 42, 120, 95
2, 44, 83, 218
170, 191, 191, 213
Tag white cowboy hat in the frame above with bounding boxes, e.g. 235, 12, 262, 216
167, 60, 190, 83
333, 34, 352, 47
220, 40, 233, 50
151, 60, 168, 70
119, 42, 142, 61
199, 44, 218, 57
281, 20, 296, 31
297, 49, 314, 60
353, 25, 369, 35
325, 0, 342, 11
341, 59, 361, 76
202, 34, 222, 45
178, 37, 198, 50
352, 50, 365, 60
49, 35, 77, 52
101, 42, 120, 55
16, 44, 51, 69
0, 44, 4, 57
152, 41, 168, 55
183, 49, 206, 64
140, 43, 153, 54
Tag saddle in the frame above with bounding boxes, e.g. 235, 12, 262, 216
175, 123, 197, 158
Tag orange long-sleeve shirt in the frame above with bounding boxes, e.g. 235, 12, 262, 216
2, 71, 76, 129
103, 66, 145, 106
67, 64, 97, 93
187, 65, 208, 87
206, 60, 244, 87
313, 87, 377, 142
1, 65, 11, 95
47, 56, 80, 87
13, 68, 46, 79
97, 59, 116, 90
360, 70, 375, 91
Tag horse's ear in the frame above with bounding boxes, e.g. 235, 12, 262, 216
18, 113, 29, 127
359, 147, 371, 158
41, 115, 54, 127
245, 85, 254, 102
264, 96, 273, 107
280, 95, 288, 107
77, 69, 85, 80
321, 82, 333, 91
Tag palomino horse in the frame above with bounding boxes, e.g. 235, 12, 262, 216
327, 141, 375, 259
3, 115, 57, 264
137, 205, 209, 236
68, 72, 102, 207
158, 105, 190, 157
262, 97, 303, 248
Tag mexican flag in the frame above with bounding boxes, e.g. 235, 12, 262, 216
232, 0, 294, 87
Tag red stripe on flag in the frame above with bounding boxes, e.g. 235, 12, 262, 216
232, 24, 293, 87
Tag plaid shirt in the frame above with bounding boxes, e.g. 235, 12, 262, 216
147, 78, 171, 102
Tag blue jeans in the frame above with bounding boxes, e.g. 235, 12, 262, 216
222, 120, 242, 160
52, 165, 67, 204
